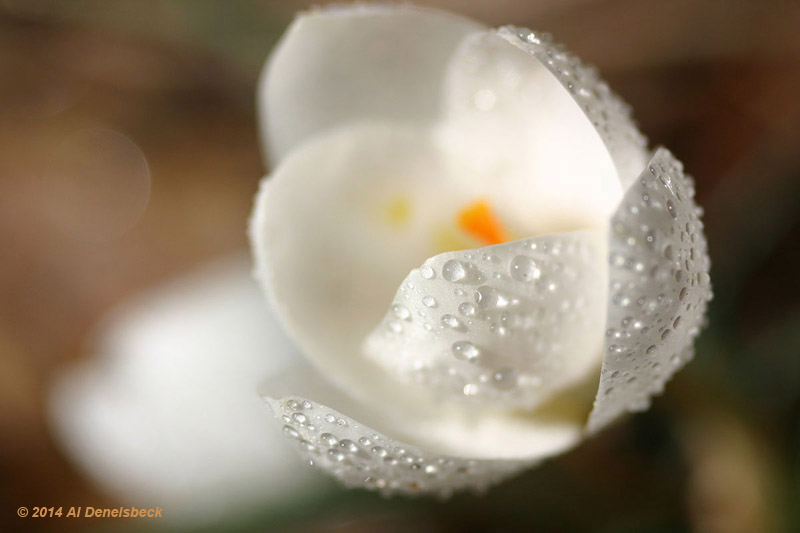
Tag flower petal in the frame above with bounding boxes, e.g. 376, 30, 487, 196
588, 148, 712, 432
497, 26, 650, 188
48, 257, 325, 522
364, 230, 607, 410
440, 27, 648, 203
259, 4, 483, 165
251, 123, 468, 406
265, 395, 529, 497
438, 30, 623, 231
252, 122, 587, 463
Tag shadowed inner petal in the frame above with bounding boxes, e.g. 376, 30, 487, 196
251, 120, 617, 457
252, 121, 612, 407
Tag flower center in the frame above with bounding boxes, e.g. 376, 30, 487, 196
382, 195, 510, 252
434, 198, 511, 252
456, 199, 508, 246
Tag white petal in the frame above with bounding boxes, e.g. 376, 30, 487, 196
259, 4, 483, 164
439, 28, 648, 218
364, 230, 607, 410
588, 148, 712, 432
496, 27, 650, 188
438, 30, 620, 232
265, 395, 528, 497
251, 122, 586, 462
251, 123, 465, 404
48, 257, 325, 523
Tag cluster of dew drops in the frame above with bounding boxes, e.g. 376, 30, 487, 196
379, 237, 588, 406
277, 398, 524, 496
594, 151, 713, 422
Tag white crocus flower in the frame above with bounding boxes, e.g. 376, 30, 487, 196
50, 3, 713, 512
250, 4, 711, 495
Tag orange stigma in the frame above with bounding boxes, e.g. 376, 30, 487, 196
457, 199, 509, 246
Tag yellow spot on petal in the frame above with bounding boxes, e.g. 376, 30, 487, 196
457, 199, 509, 246
383, 195, 412, 227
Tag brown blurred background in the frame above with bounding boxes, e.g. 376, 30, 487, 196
1, 1, 798, 532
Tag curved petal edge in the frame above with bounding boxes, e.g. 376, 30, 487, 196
266, 395, 529, 497
497, 26, 649, 189
260, 4, 483, 165
588, 148, 712, 432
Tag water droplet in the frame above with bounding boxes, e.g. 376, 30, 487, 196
666, 199, 677, 219
646, 345, 657, 355
475, 286, 507, 309
324, 414, 335, 424
327, 449, 345, 462
424, 464, 438, 475
387, 320, 404, 333
299, 440, 317, 453
339, 439, 359, 454
422, 295, 437, 308
292, 413, 307, 425
371, 446, 388, 457
320, 433, 337, 446
458, 302, 476, 317
283, 426, 300, 439
441, 314, 460, 328
442, 259, 467, 282
420, 265, 435, 279
391, 304, 410, 320
510, 255, 540, 282
452, 340, 480, 362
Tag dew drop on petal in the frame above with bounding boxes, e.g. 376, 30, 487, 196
666, 199, 677, 219
442, 260, 466, 282
391, 304, 410, 320
458, 302, 477, 317
441, 314, 460, 328
509, 255, 541, 282
371, 446, 387, 457
475, 286, 507, 309
452, 340, 480, 362
327, 449, 346, 462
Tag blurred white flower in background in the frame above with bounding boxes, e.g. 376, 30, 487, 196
50, 2, 712, 520
49, 257, 330, 523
